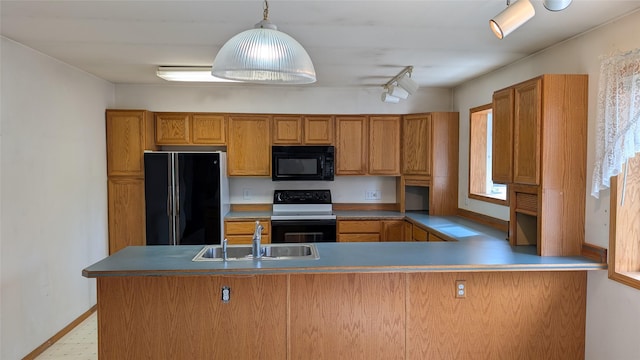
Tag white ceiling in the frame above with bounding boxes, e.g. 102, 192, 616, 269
2, 0, 640, 88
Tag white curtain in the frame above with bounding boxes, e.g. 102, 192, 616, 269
591, 48, 640, 198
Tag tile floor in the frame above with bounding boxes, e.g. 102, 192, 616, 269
35, 312, 97, 360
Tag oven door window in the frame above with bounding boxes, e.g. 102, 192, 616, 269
271, 220, 336, 243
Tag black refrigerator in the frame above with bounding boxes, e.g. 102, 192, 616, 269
144, 152, 229, 246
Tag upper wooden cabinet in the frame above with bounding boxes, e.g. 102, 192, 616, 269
399, 112, 459, 215
155, 112, 226, 146
491, 88, 514, 184
227, 115, 271, 176
106, 110, 155, 177
272, 115, 334, 145
335, 115, 401, 176
369, 116, 401, 175
304, 116, 334, 144
402, 113, 432, 177
493, 74, 588, 256
335, 116, 368, 175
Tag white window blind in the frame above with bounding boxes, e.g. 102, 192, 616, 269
591, 48, 640, 199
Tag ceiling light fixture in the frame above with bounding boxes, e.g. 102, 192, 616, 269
543, 0, 572, 11
381, 66, 418, 103
490, 0, 535, 39
156, 66, 240, 82
211, 0, 316, 84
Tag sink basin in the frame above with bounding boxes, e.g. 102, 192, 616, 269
192, 243, 319, 261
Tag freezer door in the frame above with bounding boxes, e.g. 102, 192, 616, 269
144, 153, 172, 245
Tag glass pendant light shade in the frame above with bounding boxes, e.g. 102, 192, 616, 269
211, 2, 316, 84
543, 0, 572, 11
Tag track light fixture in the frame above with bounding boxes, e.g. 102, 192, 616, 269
490, 0, 535, 39
381, 66, 418, 103
543, 0, 572, 11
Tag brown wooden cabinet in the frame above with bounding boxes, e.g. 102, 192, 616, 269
107, 178, 146, 254
304, 115, 334, 144
98, 275, 287, 359
272, 115, 334, 145
369, 116, 401, 175
106, 110, 155, 177
399, 112, 459, 215
227, 115, 271, 176
224, 219, 271, 245
491, 88, 514, 184
155, 112, 226, 145
381, 220, 408, 241
335, 116, 368, 175
335, 115, 400, 176
492, 74, 588, 256
337, 220, 381, 242
106, 110, 156, 254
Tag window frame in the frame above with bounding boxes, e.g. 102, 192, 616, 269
468, 104, 508, 206
609, 152, 640, 290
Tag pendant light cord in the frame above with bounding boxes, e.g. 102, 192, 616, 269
263, 0, 269, 20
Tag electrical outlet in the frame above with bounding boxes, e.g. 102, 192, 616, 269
365, 190, 381, 200
455, 280, 466, 299
242, 188, 252, 200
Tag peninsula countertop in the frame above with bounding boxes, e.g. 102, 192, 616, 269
83, 215, 606, 277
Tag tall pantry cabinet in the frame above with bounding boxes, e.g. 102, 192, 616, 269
106, 110, 157, 254
492, 74, 588, 256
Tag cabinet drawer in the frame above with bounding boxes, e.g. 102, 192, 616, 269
413, 226, 428, 241
338, 234, 380, 242
225, 220, 270, 235
339, 220, 381, 233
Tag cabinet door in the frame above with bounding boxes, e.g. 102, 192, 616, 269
107, 178, 145, 254
513, 78, 541, 185
227, 115, 271, 176
402, 114, 432, 177
412, 224, 428, 241
290, 273, 405, 360
492, 88, 514, 184
272, 115, 302, 144
155, 113, 190, 145
304, 115, 334, 144
335, 116, 368, 175
98, 275, 287, 359
106, 110, 147, 177
192, 114, 226, 145
369, 116, 401, 175
381, 220, 407, 241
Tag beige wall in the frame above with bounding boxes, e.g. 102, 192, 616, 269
452, 10, 640, 360
0, 37, 114, 359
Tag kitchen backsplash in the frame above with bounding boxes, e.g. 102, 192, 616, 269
229, 176, 398, 204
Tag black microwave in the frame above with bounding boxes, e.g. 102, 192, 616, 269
272, 146, 335, 181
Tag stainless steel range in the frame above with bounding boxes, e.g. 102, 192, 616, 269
270, 190, 337, 243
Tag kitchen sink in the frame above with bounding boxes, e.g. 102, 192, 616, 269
192, 243, 319, 261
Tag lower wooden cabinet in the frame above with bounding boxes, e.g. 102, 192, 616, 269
107, 178, 145, 254
96, 271, 587, 360
337, 220, 381, 242
224, 219, 271, 244
97, 275, 287, 359
412, 223, 448, 241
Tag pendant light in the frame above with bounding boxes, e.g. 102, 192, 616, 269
490, 0, 535, 39
211, 0, 316, 84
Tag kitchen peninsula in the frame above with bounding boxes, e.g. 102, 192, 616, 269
84, 216, 605, 360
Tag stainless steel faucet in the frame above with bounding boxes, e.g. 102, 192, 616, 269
252, 221, 264, 259
222, 238, 228, 261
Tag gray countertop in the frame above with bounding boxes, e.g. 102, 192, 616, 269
83, 213, 606, 277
